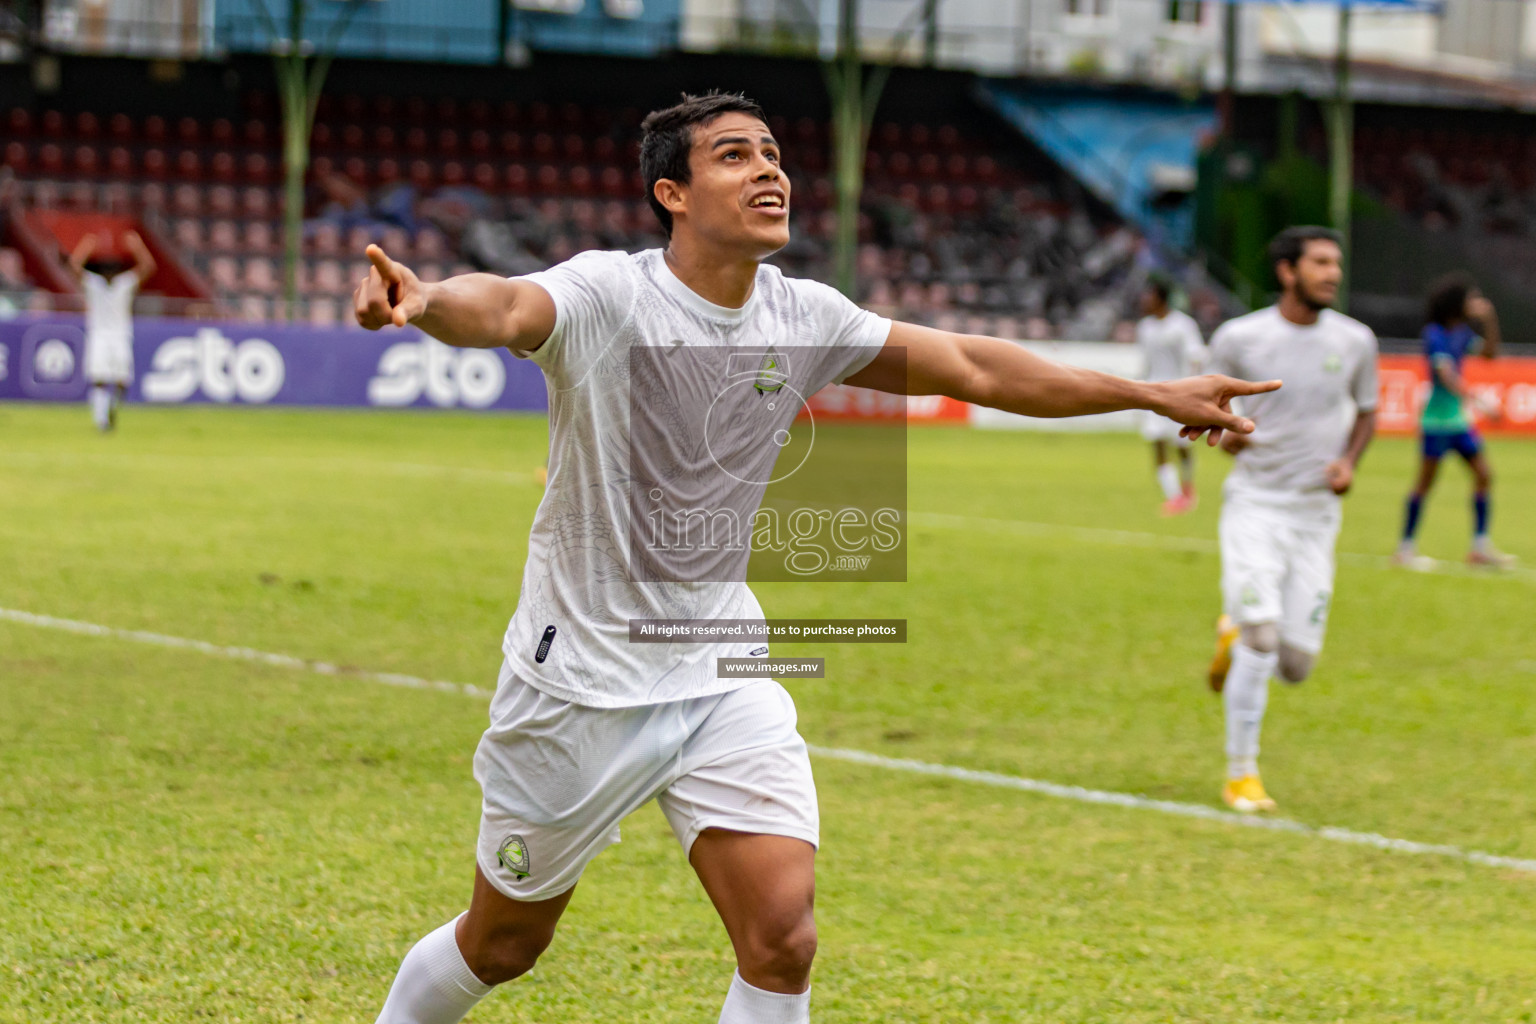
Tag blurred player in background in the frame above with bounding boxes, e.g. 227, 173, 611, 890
1394, 274, 1515, 569
351, 92, 1276, 1024
66, 230, 155, 432
1206, 226, 1378, 813
1135, 273, 1206, 515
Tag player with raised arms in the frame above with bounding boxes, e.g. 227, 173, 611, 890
354, 92, 1278, 1024
66, 230, 156, 432
1394, 273, 1516, 569
1205, 226, 1378, 814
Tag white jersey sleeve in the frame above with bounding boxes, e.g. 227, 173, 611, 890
1351, 326, 1380, 413
515, 249, 637, 386
782, 276, 891, 387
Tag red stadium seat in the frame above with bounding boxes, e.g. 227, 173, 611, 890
177, 117, 201, 144
243, 153, 272, 185
408, 159, 434, 189
72, 145, 99, 176
175, 219, 206, 250
469, 130, 491, 157
209, 256, 239, 291
208, 185, 237, 217
467, 99, 492, 125
376, 158, 401, 184
568, 165, 593, 196
405, 97, 429, 124
105, 145, 133, 177
7, 107, 32, 138
211, 151, 237, 183
532, 133, 555, 160
243, 221, 275, 255
311, 123, 334, 151
39, 143, 64, 175
917, 153, 940, 177
211, 118, 235, 146
499, 131, 524, 157
562, 135, 585, 161
209, 220, 239, 251
473, 162, 496, 190
243, 256, 277, 293
534, 164, 559, 194
498, 100, 522, 126
175, 150, 202, 180
599, 165, 626, 198
144, 115, 168, 143
343, 156, 370, 184
108, 112, 133, 141
76, 112, 101, 139
242, 120, 268, 147
405, 127, 428, 154
310, 155, 335, 181
241, 186, 271, 219
342, 124, 365, 151
41, 110, 65, 138
374, 125, 398, 153
441, 161, 466, 186
592, 136, 616, 162
101, 182, 132, 213
505, 163, 529, 195
373, 96, 397, 122
172, 184, 202, 216
2, 141, 27, 173
437, 129, 461, 156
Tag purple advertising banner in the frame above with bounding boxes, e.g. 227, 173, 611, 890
0, 314, 549, 412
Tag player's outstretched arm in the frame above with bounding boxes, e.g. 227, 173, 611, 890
354, 244, 556, 352
844, 321, 1280, 445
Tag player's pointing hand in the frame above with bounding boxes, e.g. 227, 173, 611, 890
1153, 374, 1283, 448
355, 244, 428, 330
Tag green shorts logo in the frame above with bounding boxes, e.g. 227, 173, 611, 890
1240, 584, 1260, 607
497, 834, 531, 879
754, 351, 787, 395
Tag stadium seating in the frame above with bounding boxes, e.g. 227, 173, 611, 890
2, 94, 1146, 337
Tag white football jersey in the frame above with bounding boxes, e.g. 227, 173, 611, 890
82, 270, 138, 343
1208, 305, 1378, 500
1135, 309, 1204, 382
504, 249, 891, 708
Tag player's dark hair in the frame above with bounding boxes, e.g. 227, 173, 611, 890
1145, 272, 1173, 305
1266, 225, 1343, 273
1425, 272, 1475, 327
640, 91, 769, 238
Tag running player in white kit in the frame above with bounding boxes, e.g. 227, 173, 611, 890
1135, 273, 1206, 515
66, 230, 156, 432
1205, 227, 1378, 813
353, 93, 1278, 1024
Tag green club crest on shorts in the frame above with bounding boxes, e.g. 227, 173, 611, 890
497, 834, 531, 879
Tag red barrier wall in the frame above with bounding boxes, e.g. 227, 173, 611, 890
1378, 355, 1536, 435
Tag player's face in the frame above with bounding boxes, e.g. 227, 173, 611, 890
1282, 239, 1343, 310
1140, 288, 1165, 317
679, 112, 791, 257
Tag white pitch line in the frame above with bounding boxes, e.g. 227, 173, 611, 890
0, 608, 494, 699
5, 605, 1534, 876
908, 511, 1536, 582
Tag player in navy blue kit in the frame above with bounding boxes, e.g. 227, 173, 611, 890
1395, 274, 1515, 569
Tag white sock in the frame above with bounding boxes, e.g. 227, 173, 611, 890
718, 970, 810, 1024
1156, 463, 1181, 500
90, 386, 112, 430
1223, 643, 1276, 779
375, 915, 494, 1024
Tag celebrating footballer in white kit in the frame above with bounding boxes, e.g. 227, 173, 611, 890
1205, 226, 1378, 814
1135, 273, 1207, 516
66, 230, 156, 433
353, 92, 1278, 1024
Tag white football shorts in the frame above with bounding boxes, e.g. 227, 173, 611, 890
1219, 493, 1341, 655
84, 332, 134, 385
473, 659, 819, 902
1140, 410, 1191, 446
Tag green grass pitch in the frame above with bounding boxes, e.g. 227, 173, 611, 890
2, 402, 1533, 1022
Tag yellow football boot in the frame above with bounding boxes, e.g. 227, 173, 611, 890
1222, 774, 1277, 813
1207, 614, 1239, 693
